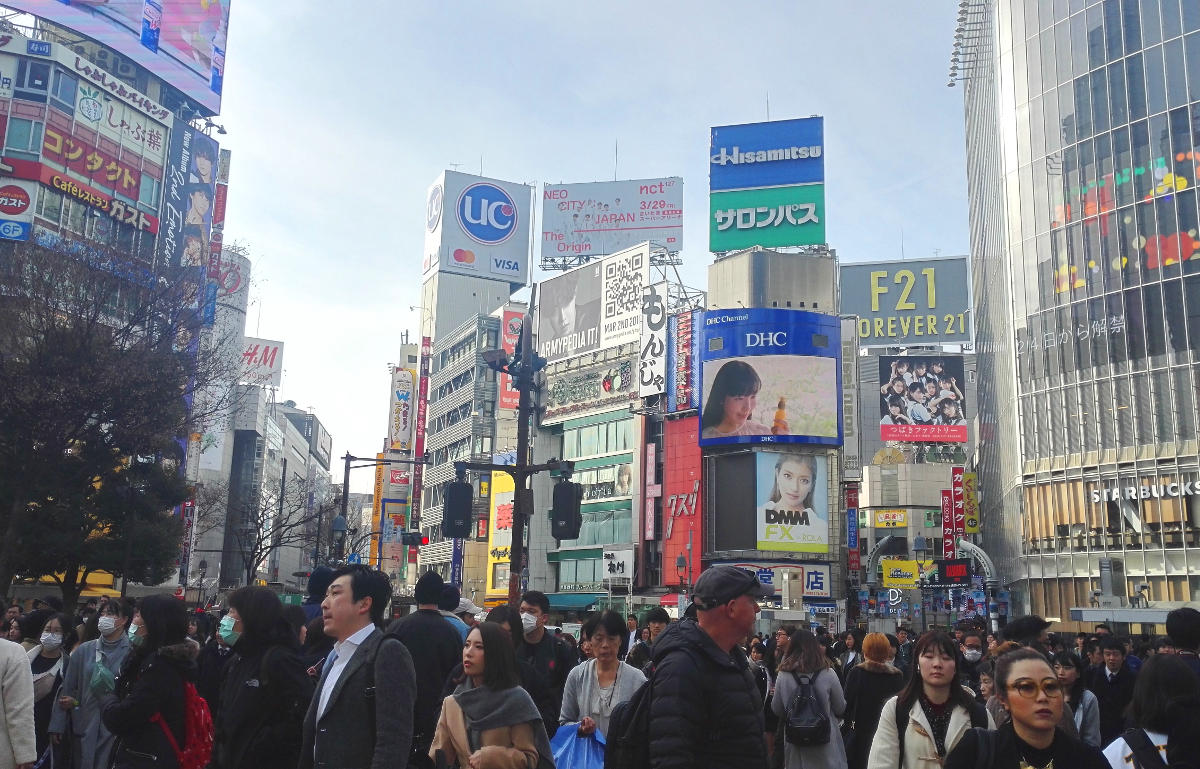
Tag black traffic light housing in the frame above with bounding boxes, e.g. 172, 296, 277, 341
401, 531, 428, 547
550, 480, 583, 540
442, 481, 474, 539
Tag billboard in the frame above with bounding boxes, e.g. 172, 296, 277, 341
388, 368, 415, 452
841, 257, 972, 345
709, 183, 825, 251
877, 354, 968, 442
666, 308, 701, 412
422, 170, 532, 284
709, 117, 825, 191
536, 242, 651, 363
638, 282, 668, 397
881, 558, 922, 589
486, 456, 516, 597
840, 317, 862, 481
5, 1, 231, 113
754, 452, 829, 553
498, 310, 522, 410
541, 177, 682, 258
158, 117, 218, 269
239, 338, 283, 387
662, 419, 702, 588
700, 309, 841, 447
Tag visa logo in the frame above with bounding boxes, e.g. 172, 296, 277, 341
493, 258, 520, 272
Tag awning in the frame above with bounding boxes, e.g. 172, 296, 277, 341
546, 593, 604, 611
80, 586, 122, 598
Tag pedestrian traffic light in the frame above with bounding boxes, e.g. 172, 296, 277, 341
550, 480, 583, 540
442, 481, 474, 539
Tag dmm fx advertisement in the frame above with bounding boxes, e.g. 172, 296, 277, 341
840, 257, 972, 345
700, 308, 842, 447
755, 452, 829, 553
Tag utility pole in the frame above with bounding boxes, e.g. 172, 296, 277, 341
507, 313, 535, 605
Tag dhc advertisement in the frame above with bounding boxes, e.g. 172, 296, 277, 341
700, 309, 842, 447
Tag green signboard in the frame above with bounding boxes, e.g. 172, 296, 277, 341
709, 183, 825, 251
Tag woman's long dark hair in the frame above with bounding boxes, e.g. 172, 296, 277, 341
228, 585, 295, 651
894, 631, 975, 717
778, 629, 831, 674
1127, 653, 1197, 733
119, 594, 188, 690
700, 360, 761, 430
470, 622, 520, 690
1050, 651, 1086, 705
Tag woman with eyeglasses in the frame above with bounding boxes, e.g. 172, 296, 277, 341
867, 631, 993, 769
559, 610, 646, 740
944, 648, 1107, 769
1050, 651, 1101, 748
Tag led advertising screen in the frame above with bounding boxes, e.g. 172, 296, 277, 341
877, 355, 968, 442
754, 452, 829, 553
536, 242, 650, 363
700, 309, 841, 447
840, 257, 972, 345
7, 0, 231, 113
541, 177, 682, 258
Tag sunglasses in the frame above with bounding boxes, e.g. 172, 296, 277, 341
1006, 678, 1064, 699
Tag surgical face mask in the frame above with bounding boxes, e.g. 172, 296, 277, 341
520, 612, 538, 636
963, 649, 983, 663
127, 623, 144, 647
218, 614, 240, 646
40, 632, 63, 651
97, 616, 118, 636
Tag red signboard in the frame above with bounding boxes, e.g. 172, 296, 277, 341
410, 336, 432, 534
42, 126, 141, 199
951, 466, 966, 539
662, 418, 702, 588
499, 310, 522, 410
3, 156, 159, 233
941, 490, 955, 559
0, 184, 30, 215
643, 442, 659, 540
881, 423, 968, 442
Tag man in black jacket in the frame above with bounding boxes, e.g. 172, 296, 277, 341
516, 590, 575, 738
649, 565, 773, 769
386, 571, 463, 769
1086, 636, 1137, 745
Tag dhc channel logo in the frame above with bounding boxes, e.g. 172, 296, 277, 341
457, 183, 517, 245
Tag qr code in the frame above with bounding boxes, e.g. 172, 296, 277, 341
603, 252, 644, 319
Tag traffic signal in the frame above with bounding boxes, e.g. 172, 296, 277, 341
442, 481, 474, 539
401, 531, 428, 547
550, 480, 583, 540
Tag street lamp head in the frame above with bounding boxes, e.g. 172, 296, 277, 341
331, 513, 348, 544
675, 553, 687, 570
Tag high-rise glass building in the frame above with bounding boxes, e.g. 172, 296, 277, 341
962, 0, 1200, 622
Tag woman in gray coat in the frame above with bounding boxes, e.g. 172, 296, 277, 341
771, 628, 847, 769
559, 611, 646, 739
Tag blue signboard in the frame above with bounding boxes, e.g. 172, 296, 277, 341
699, 309, 842, 447
450, 538, 464, 585
847, 507, 859, 550
0, 219, 30, 241
709, 117, 824, 191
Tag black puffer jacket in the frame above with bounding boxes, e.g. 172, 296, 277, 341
648, 619, 767, 769
212, 636, 313, 769
101, 641, 195, 769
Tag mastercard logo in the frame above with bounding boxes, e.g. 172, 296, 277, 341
453, 248, 475, 264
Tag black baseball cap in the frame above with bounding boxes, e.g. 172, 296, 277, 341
692, 566, 774, 610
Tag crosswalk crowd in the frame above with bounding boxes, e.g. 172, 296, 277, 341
0, 563, 1197, 769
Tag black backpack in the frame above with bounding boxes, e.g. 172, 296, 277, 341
784, 671, 831, 746
1122, 728, 1167, 769
604, 647, 699, 769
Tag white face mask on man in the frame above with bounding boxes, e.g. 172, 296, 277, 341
97, 616, 119, 636
520, 612, 538, 636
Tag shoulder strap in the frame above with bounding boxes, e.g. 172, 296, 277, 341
895, 698, 909, 769
1122, 728, 1167, 769
971, 727, 993, 769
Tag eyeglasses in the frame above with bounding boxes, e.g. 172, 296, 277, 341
1006, 679, 1064, 699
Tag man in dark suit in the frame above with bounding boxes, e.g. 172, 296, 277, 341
300, 565, 416, 769
1086, 635, 1137, 745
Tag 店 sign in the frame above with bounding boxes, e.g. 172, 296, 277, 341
874, 509, 908, 528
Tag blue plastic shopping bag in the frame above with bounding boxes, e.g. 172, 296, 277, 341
550, 722, 606, 769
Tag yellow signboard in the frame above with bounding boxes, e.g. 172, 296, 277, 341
963, 472, 980, 533
486, 470, 515, 598
873, 509, 908, 528
881, 558, 921, 589
369, 453, 384, 567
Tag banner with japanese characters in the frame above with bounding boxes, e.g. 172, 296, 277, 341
709, 183, 825, 251
639, 282, 668, 396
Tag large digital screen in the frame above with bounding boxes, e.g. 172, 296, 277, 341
7, 0, 232, 113
536, 243, 650, 363
699, 309, 841, 447
841, 257, 972, 345
877, 354, 968, 442
755, 452, 829, 553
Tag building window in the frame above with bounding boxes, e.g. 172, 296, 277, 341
15, 59, 50, 101
36, 187, 62, 223
138, 174, 161, 210
5, 118, 43, 159
49, 70, 77, 112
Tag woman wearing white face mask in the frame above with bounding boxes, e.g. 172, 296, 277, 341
29, 612, 74, 763
49, 599, 135, 769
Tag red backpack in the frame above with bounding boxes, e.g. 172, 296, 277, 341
150, 682, 213, 769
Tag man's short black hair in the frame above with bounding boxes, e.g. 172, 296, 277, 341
1099, 636, 1126, 655
1095, 623, 1112, 632
332, 565, 391, 626
644, 607, 670, 625
962, 630, 984, 644
520, 590, 550, 615
1166, 607, 1200, 651
1002, 614, 1051, 645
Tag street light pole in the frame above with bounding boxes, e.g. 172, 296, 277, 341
507, 313, 535, 606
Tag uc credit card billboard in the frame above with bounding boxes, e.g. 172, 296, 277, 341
423, 170, 533, 284
700, 309, 841, 447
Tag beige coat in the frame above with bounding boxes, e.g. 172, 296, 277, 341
866, 695, 996, 769
0, 639, 36, 769
429, 694, 542, 769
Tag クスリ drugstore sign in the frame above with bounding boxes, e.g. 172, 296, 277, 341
1091, 480, 1200, 502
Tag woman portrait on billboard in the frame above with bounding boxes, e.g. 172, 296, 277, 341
935, 398, 966, 427
759, 455, 817, 516
701, 360, 786, 439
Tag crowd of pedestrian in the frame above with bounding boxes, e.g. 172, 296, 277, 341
0, 566, 1198, 769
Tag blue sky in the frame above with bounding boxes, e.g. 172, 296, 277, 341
215, 1, 971, 491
